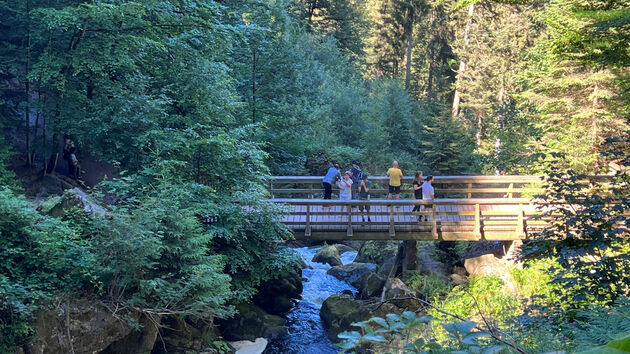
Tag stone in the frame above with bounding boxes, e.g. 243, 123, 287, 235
218, 303, 287, 342
464, 254, 500, 277
384, 278, 420, 311
355, 241, 398, 266
332, 243, 355, 255
450, 273, 468, 286
312, 245, 342, 267
357, 272, 385, 299
452, 266, 467, 276
101, 314, 161, 354
27, 299, 140, 354
464, 254, 519, 294
378, 257, 397, 276
339, 240, 363, 251
35, 174, 73, 199
253, 266, 302, 315
229, 338, 268, 354
39, 187, 107, 218
320, 293, 371, 341
327, 263, 377, 288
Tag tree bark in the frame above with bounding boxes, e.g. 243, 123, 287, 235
404, 10, 414, 90
402, 240, 418, 275
451, 3, 474, 119
25, 0, 31, 166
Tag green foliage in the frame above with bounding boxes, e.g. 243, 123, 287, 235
337, 311, 504, 353
0, 187, 98, 350
405, 271, 452, 302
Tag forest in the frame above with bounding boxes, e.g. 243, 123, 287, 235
0, 0, 629, 353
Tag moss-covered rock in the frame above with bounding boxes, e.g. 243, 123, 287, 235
312, 245, 342, 266
357, 272, 386, 299
253, 265, 303, 315
327, 262, 376, 287
319, 293, 371, 341
38, 187, 107, 218
218, 303, 286, 342
355, 241, 397, 266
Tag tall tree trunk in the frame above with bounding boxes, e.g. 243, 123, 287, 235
25, 0, 31, 166
404, 10, 414, 90
426, 9, 437, 99
451, 3, 474, 119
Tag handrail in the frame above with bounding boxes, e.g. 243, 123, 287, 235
267, 198, 537, 205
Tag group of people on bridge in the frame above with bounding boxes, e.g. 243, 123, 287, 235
322, 160, 435, 222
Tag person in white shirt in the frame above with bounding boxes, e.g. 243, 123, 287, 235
337, 171, 353, 213
421, 175, 435, 221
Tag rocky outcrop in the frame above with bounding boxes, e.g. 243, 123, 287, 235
320, 293, 371, 341
384, 278, 420, 311
38, 187, 107, 218
101, 314, 161, 354
218, 303, 287, 342
327, 263, 376, 288
464, 254, 518, 293
312, 246, 342, 266
254, 266, 303, 315
153, 317, 222, 353
355, 241, 397, 266
332, 243, 355, 255
357, 272, 385, 299
26, 299, 139, 354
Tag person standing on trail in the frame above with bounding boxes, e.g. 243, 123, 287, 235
357, 174, 372, 222
337, 171, 353, 213
387, 160, 403, 200
412, 171, 424, 220
322, 163, 340, 200
350, 160, 362, 200
421, 175, 435, 221
62, 135, 75, 177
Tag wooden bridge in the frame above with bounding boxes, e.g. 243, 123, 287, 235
266, 175, 564, 241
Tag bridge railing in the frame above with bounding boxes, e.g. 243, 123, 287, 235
268, 175, 547, 199
268, 198, 547, 240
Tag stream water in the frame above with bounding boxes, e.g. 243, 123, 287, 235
264, 247, 357, 354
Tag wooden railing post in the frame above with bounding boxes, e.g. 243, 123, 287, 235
516, 202, 525, 238
431, 204, 438, 239
474, 203, 481, 239
389, 204, 395, 237
269, 180, 274, 198
305, 204, 311, 237
347, 203, 353, 237
508, 183, 514, 198
467, 183, 472, 198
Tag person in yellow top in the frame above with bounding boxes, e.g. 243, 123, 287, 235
386, 160, 403, 199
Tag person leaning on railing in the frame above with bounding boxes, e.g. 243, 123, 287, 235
322, 163, 340, 200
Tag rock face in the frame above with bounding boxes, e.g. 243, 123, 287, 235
153, 317, 221, 353
384, 278, 420, 311
357, 272, 386, 299
312, 246, 342, 266
218, 303, 287, 342
101, 314, 161, 354
27, 299, 139, 354
355, 241, 398, 266
320, 293, 371, 341
39, 187, 107, 218
327, 263, 377, 288
254, 266, 303, 315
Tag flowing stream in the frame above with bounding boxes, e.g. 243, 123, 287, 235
264, 247, 357, 354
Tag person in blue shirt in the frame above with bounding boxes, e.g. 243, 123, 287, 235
322, 163, 340, 199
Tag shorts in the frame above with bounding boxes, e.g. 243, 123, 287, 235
389, 185, 401, 194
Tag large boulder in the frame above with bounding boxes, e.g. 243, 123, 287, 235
218, 303, 287, 342
355, 241, 398, 266
312, 245, 342, 267
357, 272, 386, 299
38, 187, 107, 218
464, 254, 518, 293
327, 263, 377, 288
320, 293, 371, 342
27, 299, 140, 354
254, 266, 303, 315
152, 316, 221, 353
384, 278, 420, 311
332, 243, 356, 255
378, 257, 397, 276
101, 314, 161, 354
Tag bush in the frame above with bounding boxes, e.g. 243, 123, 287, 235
405, 271, 451, 302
